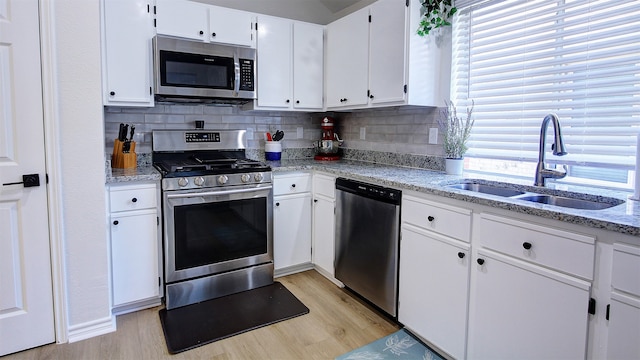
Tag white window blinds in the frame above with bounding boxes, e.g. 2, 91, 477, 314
451, 0, 640, 170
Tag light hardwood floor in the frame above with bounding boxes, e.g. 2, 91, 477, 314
5, 270, 400, 359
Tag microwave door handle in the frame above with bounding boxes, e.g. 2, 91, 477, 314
234, 53, 240, 96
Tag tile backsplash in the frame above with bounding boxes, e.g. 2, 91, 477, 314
104, 103, 444, 169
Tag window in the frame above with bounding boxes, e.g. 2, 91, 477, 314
451, 0, 640, 189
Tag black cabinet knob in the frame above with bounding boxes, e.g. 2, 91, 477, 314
291, 184, 296, 188
131, 197, 138, 203
314, 199, 318, 203
109, 91, 115, 96
211, 32, 216, 37
458, 252, 465, 259
286, 99, 290, 103
369, 94, 374, 99
427, 216, 435, 222
199, 30, 204, 35
113, 220, 119, 225
296, 100, 300, 104
477, 258, 485, 265
275, 202, 280, 206
523, 242, 532, 250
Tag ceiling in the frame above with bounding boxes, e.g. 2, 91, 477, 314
193, 0, 372, 24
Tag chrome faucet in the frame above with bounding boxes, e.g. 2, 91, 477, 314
534, 114, 568, 187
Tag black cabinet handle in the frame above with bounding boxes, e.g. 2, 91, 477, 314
477, 258, 485, 265
109, 91, 115, 96
369, 94, 374, 99
523, 242, 532, 250
113, 220, 119, 225
291, 184, 296, 188
286, 99, 290, 103
211, 32, 216, 37
427, 216, 435, 222
275, 202, 280, 206
314, 199, 318, 203
296, 100, 300, 104
199, 30, 204, 35
458, 252, 465, 259
131, 197, 138, 203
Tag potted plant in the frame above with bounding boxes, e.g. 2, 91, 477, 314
417, 0, 457, 37
437, 100, 474, 175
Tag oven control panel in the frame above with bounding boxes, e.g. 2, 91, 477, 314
185, 132, 220, 143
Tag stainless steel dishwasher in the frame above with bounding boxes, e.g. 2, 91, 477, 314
334, 177, 401, 318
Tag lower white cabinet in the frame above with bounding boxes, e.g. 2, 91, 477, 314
398, 223, 469, 359
607, 243, 640, 359
273, 172, 312, 274
107, 182, 162, 313
468, 213, 595, 359
312, 173, 336, 277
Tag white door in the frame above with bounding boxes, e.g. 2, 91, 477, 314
0, 0, 55, 356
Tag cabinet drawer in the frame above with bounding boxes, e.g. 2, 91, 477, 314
313, 173, 335, 199
109, 183, 157, 212
612, 243, 640, 296
477, 213, 595, 280
273, 172, 311, 195
402, 195, 471, 242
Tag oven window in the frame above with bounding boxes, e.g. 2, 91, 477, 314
173, 197, 267, 270
160, 50, 234, 89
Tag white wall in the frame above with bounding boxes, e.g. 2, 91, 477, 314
50, 0, 111, 337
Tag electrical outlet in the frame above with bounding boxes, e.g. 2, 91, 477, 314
297, 127, 304, 139
360, 127, 366, 140
429, 128, 438, 144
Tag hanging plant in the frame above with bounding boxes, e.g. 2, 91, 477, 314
417, 0, 457, 36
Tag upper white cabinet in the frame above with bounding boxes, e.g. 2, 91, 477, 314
245, 16, 323, 111
325, 6, 369, 109
155, 0, 255, 47
326, 0, 451, 110
101, 0, 155, 107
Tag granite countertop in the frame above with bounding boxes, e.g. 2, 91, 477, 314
268, 159, 640, 237
104, 156, 640, 237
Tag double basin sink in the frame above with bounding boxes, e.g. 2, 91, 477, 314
445, 181, 625, 210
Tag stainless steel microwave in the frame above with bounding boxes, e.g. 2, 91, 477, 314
153, 35, 256, 103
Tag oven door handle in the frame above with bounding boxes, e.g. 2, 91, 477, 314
166, 185, 272, 199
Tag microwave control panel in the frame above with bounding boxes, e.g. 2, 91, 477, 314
239, 59, 254, 91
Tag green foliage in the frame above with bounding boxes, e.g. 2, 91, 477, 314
417, 0, 457, 36
437, 100, 474, 159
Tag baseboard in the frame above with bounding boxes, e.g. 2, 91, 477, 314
274, 262, 314, 278
112, 297, 162, 316
67, 315, 116, 343
313, 265, 343, 287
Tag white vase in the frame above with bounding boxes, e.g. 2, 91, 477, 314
445, 158, 464, 175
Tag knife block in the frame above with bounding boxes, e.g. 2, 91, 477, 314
111, 139, 137, 169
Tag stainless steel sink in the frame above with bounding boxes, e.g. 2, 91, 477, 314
444, 180, 624, 210
447, 183, 525, 197
513, 194, 623, 210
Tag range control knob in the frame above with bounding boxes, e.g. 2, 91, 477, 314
177, 178, 189, 187
194, 177, 205, 186
241, 174, 251, 183
217, 175, 229, 185
254, 173, 264, 182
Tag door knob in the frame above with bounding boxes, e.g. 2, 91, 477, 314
2, 174, 40, 188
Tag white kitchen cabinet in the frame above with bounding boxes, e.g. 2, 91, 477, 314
325, 0, 450, 110
107, 182, 162, 313
325, 6, 369, 109
399, 224, 470, 359
247, 16, 323, 111
399, 193, 471, 359
155, 0, 254, 47
467, 213, 595, 359
312, 173, 336, 278
101, 0, 154, 107
273, 173, 312, 275
607, 243, 640, 359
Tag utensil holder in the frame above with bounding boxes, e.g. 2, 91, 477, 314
111, 139, 137, 169
265, 142, 282, 161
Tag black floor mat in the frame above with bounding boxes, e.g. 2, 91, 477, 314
158, 282, 309, 354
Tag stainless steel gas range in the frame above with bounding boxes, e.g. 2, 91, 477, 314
152, 129, 273, 310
